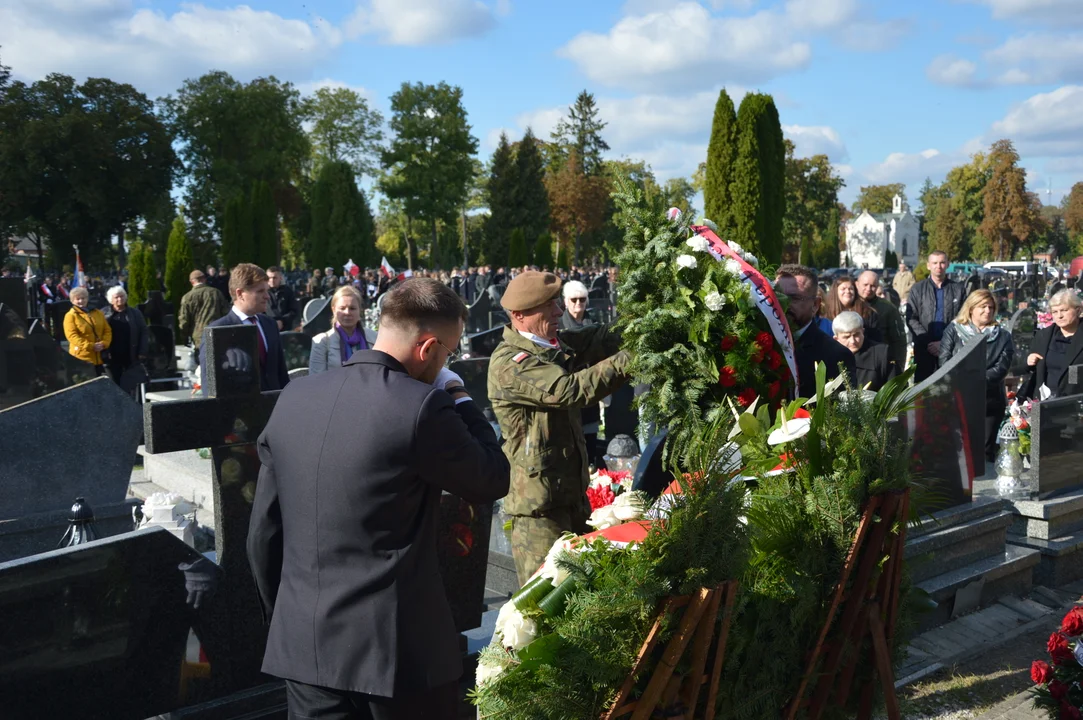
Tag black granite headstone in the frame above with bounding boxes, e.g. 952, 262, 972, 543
463, 326, 503, 358
466, 291, 493, 334
301, 297, 332, 338
44, 300, 71, 342
0, 278, 27, 322
0, 304, 98, 410
1031, 393, 1083, 499
632, 431, 670, 499
139, 291, 174, 328
145, 324, 177, 380
1009, 307, 1037, 377
904, 334, 987, 507
604, 384, 638, 439
279, 330, 312, 371
0, 528, 202, 720
448, 357, 491, 414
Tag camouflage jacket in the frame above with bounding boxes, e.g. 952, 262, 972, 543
178, 283, 229, 348
488, 325, 630, 517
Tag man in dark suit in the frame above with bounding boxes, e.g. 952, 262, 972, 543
831, 310, 896, 392
247, 278, 511, 720
200, 263, 290, 392
777, 265, 856, 398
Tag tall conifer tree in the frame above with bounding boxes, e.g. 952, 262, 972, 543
704, 89, 737, 233
515, 128, 550, 242
551, 90, 609, 176
164, 213, 192, 305
729, 93, 785, 264
309, 160, 376, 270
484, 132, 518, 266
251, 180, 278, 268
533, 232, 554, 268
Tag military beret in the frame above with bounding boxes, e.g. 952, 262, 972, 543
500, 271, 562, 311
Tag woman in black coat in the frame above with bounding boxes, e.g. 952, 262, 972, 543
1021, 289, 1083, 400
939, 289, 1014, 461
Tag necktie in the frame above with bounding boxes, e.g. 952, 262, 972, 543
247, 317, 267, 366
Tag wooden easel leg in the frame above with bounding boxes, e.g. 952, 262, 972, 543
604, 598, 677, 720
680, 585, 722, 716
704, 582, 738, 720
868, 603, 900, 720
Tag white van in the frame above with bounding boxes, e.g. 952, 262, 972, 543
983, 261, 1039, 277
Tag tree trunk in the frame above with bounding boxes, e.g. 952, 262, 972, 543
432, 218, 440, 270
405, 215, 416, 270
461, 205, 468, 268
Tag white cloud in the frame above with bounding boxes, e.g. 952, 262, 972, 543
784, 0, 857, 31
558, 3, 811, 93
973, 0, 1083, 25
985, 33, 1083, 85
861, 148, 958, 186
0, 1, 340, 95
297, 78, 375, 101
990, 85, 1083, 157
783, 124, 849, 162
344, 0, 499, 45
926, 55, 980, 87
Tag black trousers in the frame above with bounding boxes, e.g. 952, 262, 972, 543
285, 679, 458, 720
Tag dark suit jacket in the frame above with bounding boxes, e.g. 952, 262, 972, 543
246, 350, 510, 696
796, 320, 856, 398
1021, 325, 1083, 399
200, 310, 290, 392
854, 340, 896, 392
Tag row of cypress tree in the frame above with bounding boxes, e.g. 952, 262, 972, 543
507, 229, 556, 268
221, 180, 278, 270
703, 90, 786, 265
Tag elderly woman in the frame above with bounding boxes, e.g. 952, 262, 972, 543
940, 289, 1014, 461
1022, 289, 1083, 400
309, 285, 376, 374
560, 280, 592, 330
63, 287, 112, 376
823, 275, 881, 342
832, 311, 896, 392
102, 286, 149, 389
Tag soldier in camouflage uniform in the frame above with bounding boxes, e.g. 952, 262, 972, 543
488, 271, 631, 585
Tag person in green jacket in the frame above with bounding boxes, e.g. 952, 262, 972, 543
488, 271, 631, 585
857, 270, 908, 372
178, 269, 229, 351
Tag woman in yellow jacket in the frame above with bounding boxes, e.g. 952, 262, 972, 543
64, 286, 112, 375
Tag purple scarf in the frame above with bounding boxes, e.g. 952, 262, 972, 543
336, 324, 367, 365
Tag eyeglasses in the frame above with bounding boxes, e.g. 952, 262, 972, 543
417, 338, 461, 363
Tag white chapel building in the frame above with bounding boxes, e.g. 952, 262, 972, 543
843, 195, 920, 269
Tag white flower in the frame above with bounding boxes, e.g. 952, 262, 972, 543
744, 253, 759, 267
685, 236, 709, 253
724, 258, 743, 277
587, 491, 647, 530
667, 207, 683, 222
494, 603, 538, 651
699, 218, 719, 232
767, 416, 811, 446
539, 536, 577, 585
805, 372, 846, 404
676, 254, 698, 269
704, 291, 726, 312
729, 241, 744, 255
476, 660, 504, 687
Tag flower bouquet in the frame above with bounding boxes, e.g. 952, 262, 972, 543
1031, 607, 1083, 719
1005, 391, 1035, 458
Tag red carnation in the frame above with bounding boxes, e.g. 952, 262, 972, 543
720, 336, 737, 352
756, 332, 773, 351
1049, 632, 1075, 665
1032, 660, 1054, 684
1062, 607, 1083, 637
736, 388, 757, 407
1051, 679, 1070, 701
719, 366, 738, 388
768, 381, 781, 399
586, 485, 616, 511
794, 408, 811, 419
766, 350, 782, 370
1061, 702, 1082, 720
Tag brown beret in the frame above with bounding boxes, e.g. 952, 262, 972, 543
501, 271, 563, 311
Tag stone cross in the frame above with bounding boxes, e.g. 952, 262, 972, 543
143, 324, 278, 695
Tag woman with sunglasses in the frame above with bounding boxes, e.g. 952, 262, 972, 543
560, 280, 592, 331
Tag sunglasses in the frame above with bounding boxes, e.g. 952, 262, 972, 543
567, 297, 588, 304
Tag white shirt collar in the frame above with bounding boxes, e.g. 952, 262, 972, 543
231, 306, 253, 323
518, 330, 559, 349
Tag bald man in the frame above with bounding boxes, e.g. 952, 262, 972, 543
856, 271, 907, 372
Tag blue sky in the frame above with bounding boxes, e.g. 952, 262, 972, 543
3, 0, 1083, 207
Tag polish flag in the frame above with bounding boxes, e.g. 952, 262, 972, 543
380, 257, 395, 279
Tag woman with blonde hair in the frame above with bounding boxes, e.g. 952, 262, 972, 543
1022, 289, 1083, 399
309, 285, 376, 374
63, 287, 112, 376
939, 288, 1014, 461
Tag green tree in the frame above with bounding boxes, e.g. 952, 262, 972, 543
782, 139, 845, 267
533, 232, 554, 268
550, 90, 609, 176
557, 242, 569, 269
127, 241, 151, 306
979, 139, 1045, 260
929, 198, 969, 260
380, 81, 479, 269
138, 192, 177, 271
812, 205, 841, 269
220, 193, 252, 268
280, 225, 305, 270
164, 213, 192, 334
730, 93, 786, 264
483, 132, 518, 266
302, 86, 384, 179
662, 177, 697, 219
161, 72, 309, 246
853, 184, 906, 215
250, 180, 278, 268
548, 150, 611, 262
508, 228, 528, 267
515, 128, 550, 243
704, 89, 737, 232
0, 74, 176, 269
1062, 182, 1083, 251
309, 160, 376, 271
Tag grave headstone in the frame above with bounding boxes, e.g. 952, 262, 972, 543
44, 299, 71, 342
464, 326, 503, 358
279, 330, 312, 371
301, 297, 332, 338
0, 305, 98, 411
604, 384, 638, 440
1009, 307, 1038, 377
632, 431, 670, 498
438, 494, 494, 633
1030, 393, 1083, 499
0, 527, 203, 720
139, 290, 174, 328
466, 290, 494, 334
146, 324, 177, 380
0, 277, 27, 322
904, 334, 987, 508
448, 357, 491, 414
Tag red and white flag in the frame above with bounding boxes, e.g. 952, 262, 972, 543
380, 256, 395, 279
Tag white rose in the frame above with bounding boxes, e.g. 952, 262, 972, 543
704, 291, 725, 312
496, 606, 538, 651
676, 254, 698, 269
745, 253, 759, 267
587, 504, 621, 530
729, 241, 744, 255
685, 236, 709, 253
539, 537, 577, 585
724, 258, 743, 277
611, 491, 647, 521
476, 660, 503, 687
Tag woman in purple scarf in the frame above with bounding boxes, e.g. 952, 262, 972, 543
309, 285, 375, 374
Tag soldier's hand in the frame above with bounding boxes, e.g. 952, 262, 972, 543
433, 366, 465, 392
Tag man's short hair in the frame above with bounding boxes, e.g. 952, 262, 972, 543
266, 266, 281, 274
929, 251, 948, 261
189, 270, 206, 283
380, 277, 468, 330
776, 263, 818, 288
832, 310, 864, 335
229, 263, 268, 298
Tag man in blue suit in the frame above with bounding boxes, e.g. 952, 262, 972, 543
200, 263, 290, 392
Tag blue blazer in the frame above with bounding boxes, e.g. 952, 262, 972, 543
200, 310, 290, 392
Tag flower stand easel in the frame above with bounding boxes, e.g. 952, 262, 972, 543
603, 581, 739, 720
785, 489, 911, 720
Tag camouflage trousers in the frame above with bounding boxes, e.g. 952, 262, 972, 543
509, 507, 589, 587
